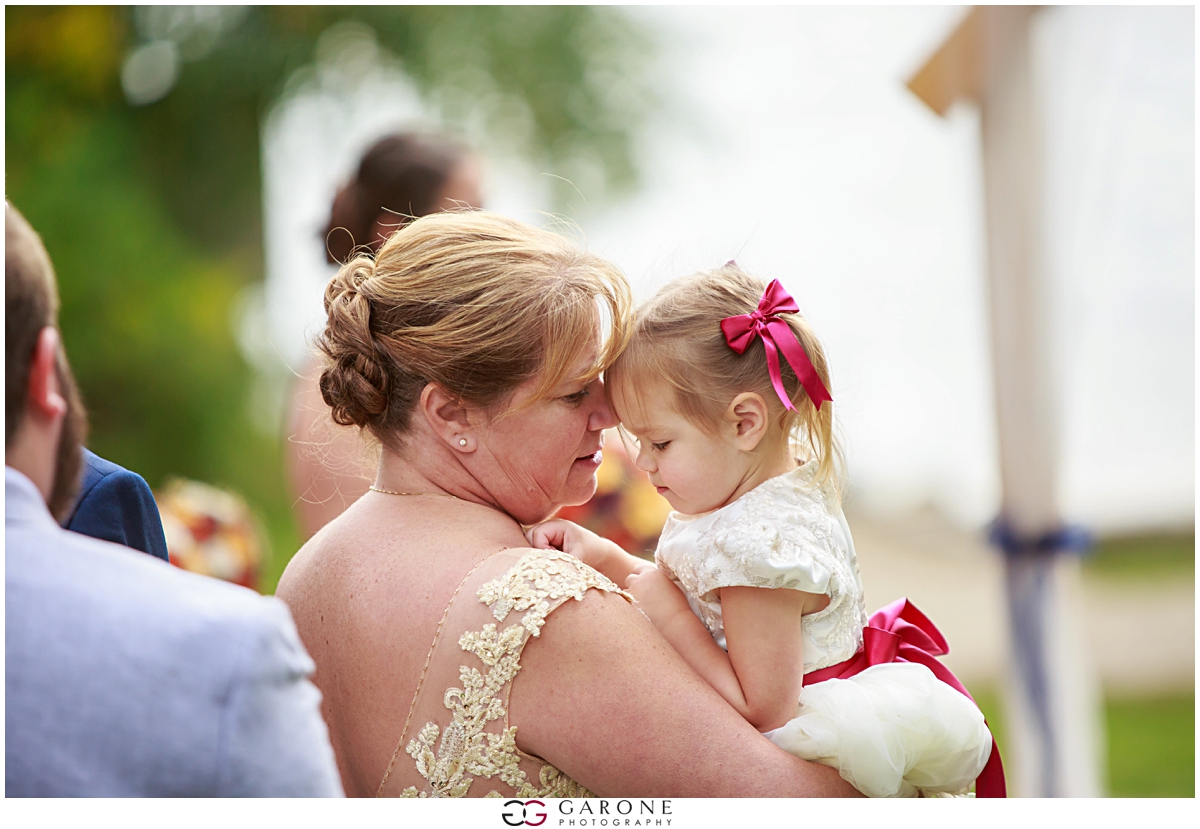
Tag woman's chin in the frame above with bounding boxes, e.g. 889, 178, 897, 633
559, 473, 600, 510
507, 469, 600, 528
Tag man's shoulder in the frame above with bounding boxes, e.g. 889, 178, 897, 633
65, 453, 171, 560
5, 521, 337, 797
8, 520, 290, 642
6, 521, 305, 721
80, 447, 124, 481
79, 455, 148, 500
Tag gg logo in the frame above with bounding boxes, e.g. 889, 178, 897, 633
501, 799, 547, 827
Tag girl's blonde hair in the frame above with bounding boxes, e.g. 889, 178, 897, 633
316, 211, 633, 452
607, 263, 843, 492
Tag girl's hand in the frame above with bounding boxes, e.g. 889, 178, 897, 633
527, 520, 652, 589
526, 518, 615, 572
625, 565, 693, 631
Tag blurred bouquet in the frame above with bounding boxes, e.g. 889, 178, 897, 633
156, 478, 267, 591
556, 428, 671, 559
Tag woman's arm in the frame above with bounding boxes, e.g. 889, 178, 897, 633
509, 587, 860, 797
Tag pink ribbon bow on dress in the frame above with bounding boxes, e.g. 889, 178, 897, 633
803, 598, 1008, 798
719, 280, 833, 411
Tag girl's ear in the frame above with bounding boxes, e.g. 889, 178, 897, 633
726, 392, 770, 452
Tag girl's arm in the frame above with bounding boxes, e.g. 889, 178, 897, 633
531, 518, 818, 732
510, 586, 861, 797
527, 518, 648, 586
627, 570, 815, 733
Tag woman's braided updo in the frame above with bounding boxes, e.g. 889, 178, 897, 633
315, 211, 632, 451
318, 259, 391, 428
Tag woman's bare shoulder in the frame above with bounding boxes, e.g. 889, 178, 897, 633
474, 547, 632, 608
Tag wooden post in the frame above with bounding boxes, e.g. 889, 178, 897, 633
907, 6, 1104, 796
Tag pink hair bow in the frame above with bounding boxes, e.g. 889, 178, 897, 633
719, 279, 833, 411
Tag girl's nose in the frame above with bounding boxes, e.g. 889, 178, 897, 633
633, 443, 656, 473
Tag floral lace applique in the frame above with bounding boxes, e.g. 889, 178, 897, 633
400, 550, 629, 798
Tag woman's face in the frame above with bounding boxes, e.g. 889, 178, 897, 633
473, 338, 617, 526
433, 155, 485, 212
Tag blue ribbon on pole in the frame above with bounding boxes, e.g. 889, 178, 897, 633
988, 517, 1093, 558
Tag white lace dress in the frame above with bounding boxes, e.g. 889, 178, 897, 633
655, 462, 993, 797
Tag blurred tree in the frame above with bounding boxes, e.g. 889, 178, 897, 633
5, 5, 657, 590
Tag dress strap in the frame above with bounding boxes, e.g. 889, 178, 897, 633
375, 549, 508, 797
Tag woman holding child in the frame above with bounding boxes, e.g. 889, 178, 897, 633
276, 211, 859, 797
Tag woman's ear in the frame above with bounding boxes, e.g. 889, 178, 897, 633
417, 382, 475, 452
726, 392, 770, 452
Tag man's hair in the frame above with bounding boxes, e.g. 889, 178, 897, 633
5, 202, 60, 447
6, 202, 88, 520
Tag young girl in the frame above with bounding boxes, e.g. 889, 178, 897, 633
530, 264, 1003, 798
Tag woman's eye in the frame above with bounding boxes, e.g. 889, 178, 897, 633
561, 389, 588, 405
651, 441, 670, 452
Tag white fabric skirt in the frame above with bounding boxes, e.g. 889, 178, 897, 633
765, 662, 992, 797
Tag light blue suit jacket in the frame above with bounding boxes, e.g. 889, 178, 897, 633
5, 467, 343, 797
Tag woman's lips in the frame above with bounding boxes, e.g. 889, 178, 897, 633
575, 450, 603, 466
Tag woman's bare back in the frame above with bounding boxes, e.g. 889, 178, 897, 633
277, 494, 533, 796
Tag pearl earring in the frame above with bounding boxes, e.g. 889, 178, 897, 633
459, 438, 467, 447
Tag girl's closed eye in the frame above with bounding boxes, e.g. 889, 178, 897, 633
651, 440, 671, 452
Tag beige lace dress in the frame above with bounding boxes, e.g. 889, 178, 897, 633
375, 548, 630, 798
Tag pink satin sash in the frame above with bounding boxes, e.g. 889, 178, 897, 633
803, 598, 1007, 798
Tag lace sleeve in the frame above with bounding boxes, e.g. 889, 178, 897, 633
691, 491, 840, 603
386, 549, 631, 798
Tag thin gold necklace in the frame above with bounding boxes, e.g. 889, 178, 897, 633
369, 486, 460, 499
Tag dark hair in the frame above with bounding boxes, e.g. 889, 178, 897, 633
6, 202, 60, 446
5, 201, 88, 520
323, 132, 468, 265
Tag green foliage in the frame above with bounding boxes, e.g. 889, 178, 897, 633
1084, 532, 1195, 581
1104, 693, 1195, 797
6, 6, 656, 593
971, 687, 1195, 797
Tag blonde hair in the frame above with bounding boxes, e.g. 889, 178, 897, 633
316, 211, 632, 452
607, 263, 842, 492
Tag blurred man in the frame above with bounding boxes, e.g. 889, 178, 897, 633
65, 448, 171, 561
4, 202, 343, 796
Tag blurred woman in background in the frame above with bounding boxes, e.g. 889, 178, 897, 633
286, 132, 484, 539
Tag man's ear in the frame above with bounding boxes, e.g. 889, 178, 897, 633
726, 392, 770, 452
26, 327, 67, 423
417, 382, 476, 452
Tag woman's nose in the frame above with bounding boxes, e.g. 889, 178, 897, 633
587, 379, 618, 431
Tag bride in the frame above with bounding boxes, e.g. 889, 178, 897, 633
276, 211, 859, 798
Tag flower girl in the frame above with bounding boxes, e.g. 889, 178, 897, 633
531, 264, 1004, 797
